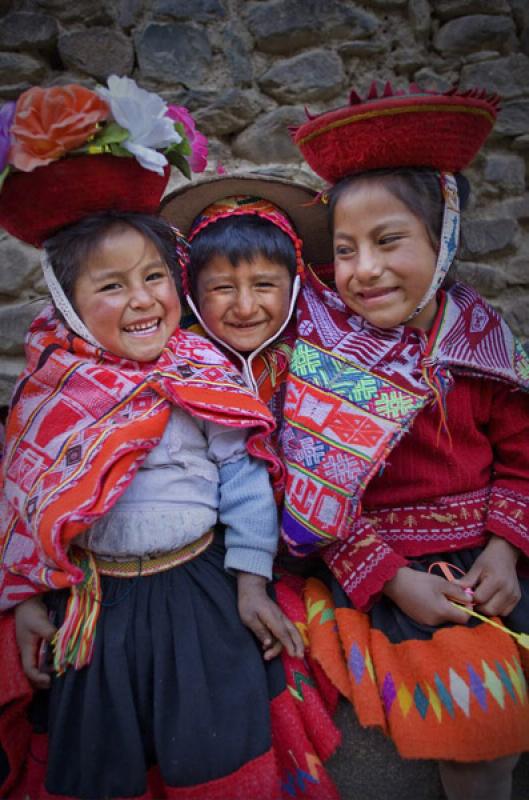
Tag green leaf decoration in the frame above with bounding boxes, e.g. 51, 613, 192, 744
166, 149, 191, 179
90, 122, 129, 148
169, 122, 192, 157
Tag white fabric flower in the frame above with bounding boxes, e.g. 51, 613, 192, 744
97, 75, 182, 174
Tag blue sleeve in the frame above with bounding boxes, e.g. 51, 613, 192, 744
219, 455, 278, 580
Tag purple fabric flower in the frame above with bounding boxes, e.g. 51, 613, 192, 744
167, 105, 208, 173
0, 101, 16, 172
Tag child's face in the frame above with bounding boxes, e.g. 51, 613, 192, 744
333, 182, 438, 331
73, 226, 181, 361
196, 254, 292, 353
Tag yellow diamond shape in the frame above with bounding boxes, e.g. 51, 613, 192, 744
397, 683, 413, 717
426, 682, 442, 722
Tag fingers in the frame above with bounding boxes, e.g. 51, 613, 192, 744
475, 583, 521, 617
19, 635, 52, 689
262, 639, 283, 661
258, 607, 305, 659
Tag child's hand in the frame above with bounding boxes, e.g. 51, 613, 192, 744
383, 567, 472, 627
457, 535, 521, 617
15, 595, 56, 689
237, 572, 304, 661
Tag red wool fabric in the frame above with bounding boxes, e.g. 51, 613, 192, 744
293, 88, 499, 184
0, 155, 170, 247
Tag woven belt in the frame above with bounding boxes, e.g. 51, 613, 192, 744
93, 529, 214, 577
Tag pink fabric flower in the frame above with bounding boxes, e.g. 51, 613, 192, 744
167, 105, 208, 173
10, 85, 109, 172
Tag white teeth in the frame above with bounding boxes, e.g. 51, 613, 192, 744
124, 320, 159, 333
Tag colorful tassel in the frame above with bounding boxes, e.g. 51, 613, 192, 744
52, 548, 101, 676
421, 360, 453, 447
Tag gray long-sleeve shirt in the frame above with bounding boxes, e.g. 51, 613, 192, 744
77, 408, 278, 578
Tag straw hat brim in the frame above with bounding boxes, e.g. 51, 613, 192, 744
160, 173, 333, 266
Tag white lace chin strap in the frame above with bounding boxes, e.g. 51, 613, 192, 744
41, 250, 104, 349
405, 172, 460, 322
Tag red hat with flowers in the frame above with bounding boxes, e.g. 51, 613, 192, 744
0, 76, 208, 247
292, 82, 500, 184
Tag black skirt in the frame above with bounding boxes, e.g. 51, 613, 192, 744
42, 536, 285, 799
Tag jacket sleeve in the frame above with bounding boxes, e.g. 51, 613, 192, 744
322, 518, 408, 612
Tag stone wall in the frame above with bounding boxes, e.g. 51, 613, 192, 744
1, 0, 529, 404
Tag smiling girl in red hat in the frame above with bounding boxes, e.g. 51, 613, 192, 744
0, 78, 342, 800
282, 83, 529, 799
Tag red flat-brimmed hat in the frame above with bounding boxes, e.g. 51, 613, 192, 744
292, 83, 500, 184
0, 155, 170, 248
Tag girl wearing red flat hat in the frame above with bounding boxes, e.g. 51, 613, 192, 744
281, 83, 529, 799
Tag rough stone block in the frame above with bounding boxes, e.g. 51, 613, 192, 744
118, 0, 144, 31
232, 106, 306, 163
0, 236, 40, 297
512, 134, 529, 150
259, 50, 344, 103
483, 153, 525, 192
460, 217, 518, 258
338, 40, 387, 57
434, 0, 510, 19
222, 30, 253, 86
502, 256, 529, 286
452, 259, 508, 292
193, 89, 264, 136
460, 54, 529, 99
0, 12, 58, 51
35, 0, 115, 25
0, 52, 47, 95
58, 29, 134, 81
408, 0, 432, 37
495, 99, 529, 137
244, 0, 378, 55
434, 14, 516, 54
364, 0, 407, 6
0, 300, 45, 356
135, 23, 212, 87
498, 194, 529, 222
413, 67, 454, 91
152, 0, 226, 20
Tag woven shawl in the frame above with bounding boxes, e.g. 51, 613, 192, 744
0, 305, 282, 609
281, 268, 529, 556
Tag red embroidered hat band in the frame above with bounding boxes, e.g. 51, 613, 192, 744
292, 83, 500, 185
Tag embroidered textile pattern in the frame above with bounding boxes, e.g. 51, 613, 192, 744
281, 272, 529, 558
305, 578, 529, 761
0, 305, 282, 610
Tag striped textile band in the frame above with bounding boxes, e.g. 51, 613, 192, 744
94, 529, 214, 577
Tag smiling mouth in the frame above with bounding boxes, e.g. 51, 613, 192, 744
357, 287, 397, 302
228, 321, 265, 329
123, 318, 161, 335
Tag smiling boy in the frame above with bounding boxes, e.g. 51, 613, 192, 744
161, 175, 331, 409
